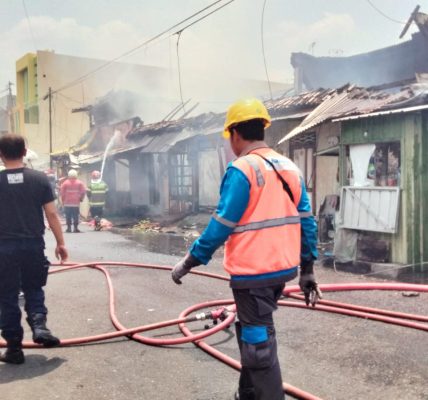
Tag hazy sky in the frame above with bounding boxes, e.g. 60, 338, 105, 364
0, 0, 425, 101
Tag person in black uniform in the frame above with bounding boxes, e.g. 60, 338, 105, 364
0, 134, 68, 364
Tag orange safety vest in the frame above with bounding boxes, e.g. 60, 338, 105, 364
224, 147, 302, 281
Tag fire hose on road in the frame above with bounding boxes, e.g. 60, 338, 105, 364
1, 261, 427, 400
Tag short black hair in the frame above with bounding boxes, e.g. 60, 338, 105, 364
231, 119, 265, 141
0, 134, 26, 160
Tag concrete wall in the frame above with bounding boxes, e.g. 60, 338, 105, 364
198, 149, 221, 207
268, 119, 300, 155
16, 51, 170, 168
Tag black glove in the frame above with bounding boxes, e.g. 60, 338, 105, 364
299, 259, 322, 307
171, 253, 201, 284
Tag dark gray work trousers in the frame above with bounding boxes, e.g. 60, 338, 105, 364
64, 206, 79, 229
232, 284, 285, 400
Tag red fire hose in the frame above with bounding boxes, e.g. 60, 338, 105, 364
1, 261, 427, 400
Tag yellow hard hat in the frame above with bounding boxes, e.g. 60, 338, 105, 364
223, 98, 271, 139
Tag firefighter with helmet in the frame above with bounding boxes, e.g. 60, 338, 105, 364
171, 98, 320, 400
60, 169, 86, 233
87, 170, 108, 231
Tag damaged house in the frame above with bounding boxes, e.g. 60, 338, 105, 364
276, 9, 428, 276
53, 88, 338, 220
52, 92, 228, 218
291, 8, 428, 93
279, 82, 428, 276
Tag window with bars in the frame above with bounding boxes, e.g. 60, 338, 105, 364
169, 153, 193, 201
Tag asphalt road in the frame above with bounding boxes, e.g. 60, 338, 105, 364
1, 223, 427, 400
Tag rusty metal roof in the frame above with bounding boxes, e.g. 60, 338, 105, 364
128, 112, 223, 138
279, 85, 420, 143
266, 88, 335, 116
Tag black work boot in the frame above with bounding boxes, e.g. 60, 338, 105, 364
26, 313, 60, 348
0, 339, 25, 364
65, 226, 71, 233
234, 389, 256, 400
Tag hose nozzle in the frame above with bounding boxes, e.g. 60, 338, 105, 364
194, 306, 229, 322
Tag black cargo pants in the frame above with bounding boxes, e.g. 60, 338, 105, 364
232, 284, 285, 400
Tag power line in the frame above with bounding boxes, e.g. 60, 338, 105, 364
172, 0, 235, 115
57, 92, 85, 105
261, 0, 273, 100
173, 0, 234, 33
366, 0, 406, 25
22, 0, 38, 50
50, 0, 228, 96
175, 31, 186, 113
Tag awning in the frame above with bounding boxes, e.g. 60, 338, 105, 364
271, 111, 310, 121
277, 85, 415, 144
331, 104, 428, 122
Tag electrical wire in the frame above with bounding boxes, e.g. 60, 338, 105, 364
50, 0, 229, 96
172, 0, 235, 116
261, 0, 273, 100
173, 0, 234, 33
175, 31, 186, 113
57, 92, 85, 105
22, 0, 38, 51
366, 0, 406, 25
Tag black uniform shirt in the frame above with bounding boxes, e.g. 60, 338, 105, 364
0, 168, 55, 241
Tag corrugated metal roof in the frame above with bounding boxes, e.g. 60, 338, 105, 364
75, 123, 222, 164
129, 112, 223, 138
332, 104, 428, 122
266, 88, 335, 116
271, 111, 311, 121
278, 85, 418, 143
77, 141, 153, 165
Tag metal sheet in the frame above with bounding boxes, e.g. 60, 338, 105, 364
139, 129, 193, 153
278, 85, 417, 143
332, 104, 428, 122
338, 186, 400, 233
272, 111, 311, 121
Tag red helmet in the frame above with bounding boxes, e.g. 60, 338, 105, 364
91, 170, 101, 179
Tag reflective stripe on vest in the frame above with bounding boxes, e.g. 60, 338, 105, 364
88, 182, 108, 206
233, 215, 300, 233
213, 212, 237, 228
224, 148, 303, 277
242, 156, 265, 186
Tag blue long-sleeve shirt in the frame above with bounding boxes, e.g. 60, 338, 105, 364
190, 163, 318, 265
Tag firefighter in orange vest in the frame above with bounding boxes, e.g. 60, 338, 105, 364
171, 98, 320, 400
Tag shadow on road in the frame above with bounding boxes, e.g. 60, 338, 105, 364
0, 355, 66, 383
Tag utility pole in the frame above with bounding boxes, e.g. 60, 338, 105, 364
7, 81, 15, 133
43, 87, 53, 168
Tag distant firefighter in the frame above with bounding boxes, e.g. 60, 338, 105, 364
60, 169, 86, 233
87, 170, 109, 231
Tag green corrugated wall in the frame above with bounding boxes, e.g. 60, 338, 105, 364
340, 112, 427, 270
